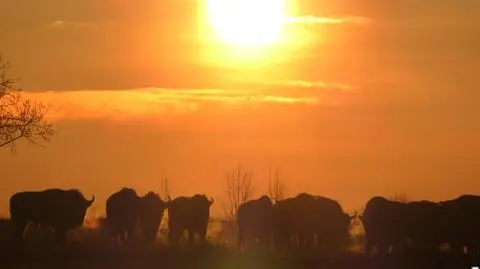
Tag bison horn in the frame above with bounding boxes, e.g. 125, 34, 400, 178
167, 195, 172, 202
209, 197, 214, 205
87, 194, 95, 206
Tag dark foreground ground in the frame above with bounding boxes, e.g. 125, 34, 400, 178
1, 243, 480, 269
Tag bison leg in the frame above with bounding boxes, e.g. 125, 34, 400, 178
449, 243, 464, 255
112, 229, 122, 245
237, 228, 245, 250
13, 221, 27, 241
120, 230, 128, 244
275, 232, 293, 253
110, 233, 118, 244
364, 236, 375, 256
197, 229, 207, 245
316, 235, 322, 250
287, 235, 296, 251
377, 243, 389, 256
199, 227, 208, 245
298, 233, 310, 249
296, 233, 304, 249
126, 226, 136, 243
144, 231, 156, 244
258, 235, 270, 250
273, 234, 284, 253
188, 229, 195, 244
466, 244, 478, 257
167, 232, 175, 245
255, 233, 265, 249
168, 227, 181, 245
317, 235, 329, 252
54, 228, 67, 243
304, 234, 314, 250
473, 245, 480, 257
245, 234, 254, 250
110, 229, 120, 244
327, 240, 345, 256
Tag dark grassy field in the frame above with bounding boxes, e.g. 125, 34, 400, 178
0, 219, 478, 269
1, 242, 479, 269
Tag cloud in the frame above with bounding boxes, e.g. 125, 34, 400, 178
50, 20, 97, 29
252, 80, 357, 91
46, 15, 370, 32
21, 86, 333, 121
286, 16, 373, 26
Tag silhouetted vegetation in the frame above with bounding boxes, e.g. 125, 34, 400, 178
268, 167, 286, 202
0, 54, 54, 152
222, 164, 254, 220
389, 192, 409, 203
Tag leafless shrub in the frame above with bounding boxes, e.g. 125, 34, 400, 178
268, 167, 285, 202
222, 164, 254, 220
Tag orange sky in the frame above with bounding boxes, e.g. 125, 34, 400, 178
1, 0, 480, 217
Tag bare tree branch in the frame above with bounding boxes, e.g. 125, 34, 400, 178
163, 177, 170, 198
222, 164, 254, 220
0, 54, 54, 153
268, 166, 285, 202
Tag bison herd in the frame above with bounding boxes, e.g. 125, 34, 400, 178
8, 188, 214, 246
6, 188, 480, 257
237, 194, 356, 253
362, 195, 480, 256
105, 188, 214, 245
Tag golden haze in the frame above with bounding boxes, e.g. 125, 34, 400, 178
0, 0, 479, 217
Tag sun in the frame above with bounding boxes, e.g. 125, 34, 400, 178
206, 0, 287, 48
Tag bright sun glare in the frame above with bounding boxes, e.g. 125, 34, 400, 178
206, 0, 287, 48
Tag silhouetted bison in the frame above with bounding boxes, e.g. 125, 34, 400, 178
440, 194, 480, 256
403, 200, 444, 251
361, 196, 408, 255
167, 194, 214, 245
9, 189, 95, 242
361, 197, 443, 255
106, 187, 141, 244
273, 196, 300, 251
292, 193, 354, 252
138, 192, 168, 244
0, 218, 16, 246
305, 194, 355, 252
274, 193, 354, 253
361, 196, 480, 255
237, 195, 274, 250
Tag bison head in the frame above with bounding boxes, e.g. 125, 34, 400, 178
191, 194, 214, 214
340, 211, 358, 227
139, 192, 167, 243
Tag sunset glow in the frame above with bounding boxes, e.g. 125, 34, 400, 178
206, 0, 287, 48
1, 0, 480, 227
2, 0, 480, 266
